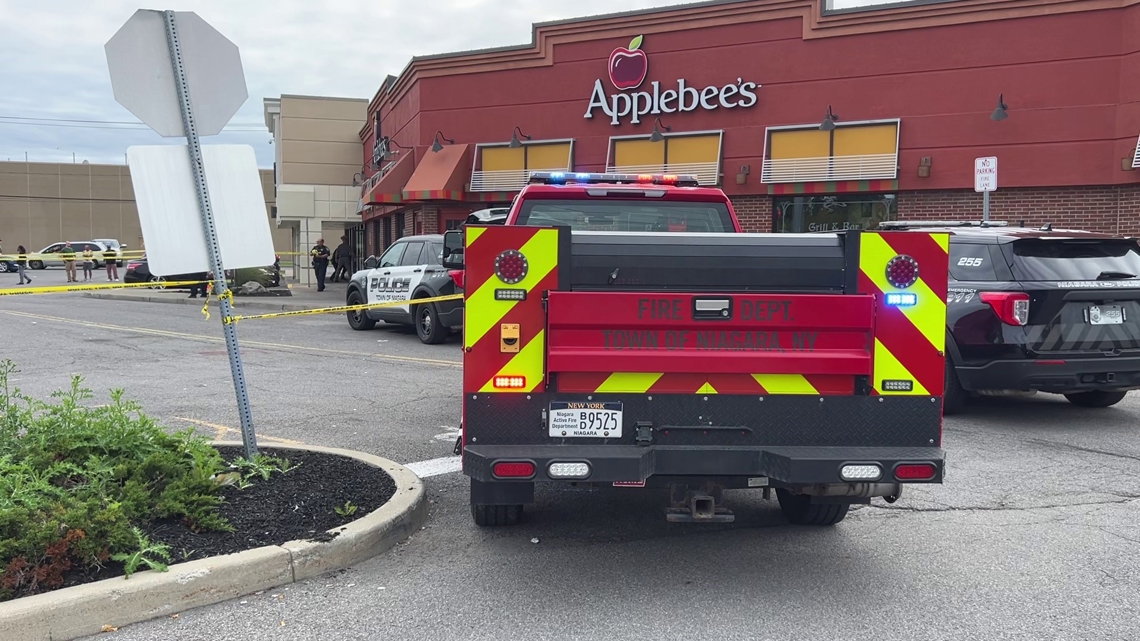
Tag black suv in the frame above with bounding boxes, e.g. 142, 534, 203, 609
881, 221, 1140, 413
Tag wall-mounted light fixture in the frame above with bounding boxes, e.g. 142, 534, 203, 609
820, 105, 839, 132
649, 117, 671, 143
990, 94, 1009, 121
736, 164, 750, 185
431, 130, 455, 153
508, 127, 532, 148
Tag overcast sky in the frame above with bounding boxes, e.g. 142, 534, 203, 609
0, 0, 888, 167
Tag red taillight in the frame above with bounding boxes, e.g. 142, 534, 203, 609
885, 254, 919, 289
127, 262, 141, 269
980, 292, 1030, 326
493, 376, 526, 389
492, 461, 535, 478
449, 269, 465, 289
895, 463, 937, 481
494, 249, 528, 284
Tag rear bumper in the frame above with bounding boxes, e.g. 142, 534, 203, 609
463, 444, 944, 486
437, 300, 463, 328
956, 356, 1140, 392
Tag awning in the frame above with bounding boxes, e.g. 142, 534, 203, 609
402, 144, 471, 200
365, 150, 416, 204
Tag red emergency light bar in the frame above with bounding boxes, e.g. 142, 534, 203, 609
528, 171, 700, 187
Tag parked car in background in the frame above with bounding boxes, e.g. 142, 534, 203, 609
29, 241, 109, 269
464, 207, 509, 226
124, 257, 280, 290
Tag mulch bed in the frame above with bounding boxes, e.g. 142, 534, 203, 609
53, 445, 396, 592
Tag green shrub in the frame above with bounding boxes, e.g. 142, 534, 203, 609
0, 360, 230, 600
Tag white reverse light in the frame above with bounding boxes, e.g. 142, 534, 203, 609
548, 462, 591, 479
840, 464, 882, 481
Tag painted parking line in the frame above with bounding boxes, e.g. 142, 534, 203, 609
406, 456, 463, 478
173, 416, 306, 446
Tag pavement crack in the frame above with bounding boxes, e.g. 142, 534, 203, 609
1026, 438, 1140, 463
870, 495, 1140, 514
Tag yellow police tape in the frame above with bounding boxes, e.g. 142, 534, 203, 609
0, 280, 209, 296
0, 251, 146, 261
223, 293, 464, 324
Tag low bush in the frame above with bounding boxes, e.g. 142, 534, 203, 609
0, 360, 235, 600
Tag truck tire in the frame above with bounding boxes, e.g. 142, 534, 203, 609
1063, 390, 1127, 408
776, 489, 849, 526
415, 298, 447, 344
346, 290, 376, 330
471, 504, 521, 527
943, 354, 967, 415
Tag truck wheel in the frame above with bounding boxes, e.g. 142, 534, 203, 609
776, 489, 849, 526
346, 290, 376, 330
415, 299, 447, 344
1063, 390, 1127, 408
471, 504, 521, 527
943, 354, 966, 415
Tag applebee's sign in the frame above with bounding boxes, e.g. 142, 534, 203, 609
584, 35, 760, 126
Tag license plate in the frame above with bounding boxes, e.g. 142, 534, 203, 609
549, 401, 623, 438
1087, 304, 1125, 325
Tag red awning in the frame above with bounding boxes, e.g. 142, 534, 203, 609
402, 144, 471, 201
365, 150, 416, 204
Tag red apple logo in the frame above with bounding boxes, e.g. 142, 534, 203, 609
608, 35, 648, 91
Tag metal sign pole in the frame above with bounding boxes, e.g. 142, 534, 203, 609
983, 189, 990, 222
162, 10, 258, 458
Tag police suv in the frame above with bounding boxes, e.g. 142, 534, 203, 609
881, 220, 1140, 413
345, 234, 463, 344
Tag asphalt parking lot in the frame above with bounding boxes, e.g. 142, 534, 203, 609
4, 269, 1139, 641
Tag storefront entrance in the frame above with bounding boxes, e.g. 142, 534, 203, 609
774, 194, 897, 233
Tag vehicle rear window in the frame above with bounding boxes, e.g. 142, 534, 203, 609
1006, 239, 1140, 281
515, 199, 734, 233
949, 243, 997, 281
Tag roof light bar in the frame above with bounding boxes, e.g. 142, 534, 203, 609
528, 171, 699, 187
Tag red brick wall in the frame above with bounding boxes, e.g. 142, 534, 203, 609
729, 195, 772, 233
898, 185, 1140, 235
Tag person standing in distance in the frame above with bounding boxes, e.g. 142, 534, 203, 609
16, 245, 31, 285
331, 235, 354, 283
61, 242, 77, 282
310, 238, 331, 292
102, 245, 119, 281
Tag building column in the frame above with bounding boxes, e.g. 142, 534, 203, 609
298, 217, 322, 287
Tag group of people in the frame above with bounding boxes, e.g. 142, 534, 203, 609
0, 239, 120, 286
309, 236, 354, 292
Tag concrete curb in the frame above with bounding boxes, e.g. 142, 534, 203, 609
0, 442, 427, 641
81, 291, 328, 312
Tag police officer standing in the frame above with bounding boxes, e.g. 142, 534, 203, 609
310, 238, 331, 292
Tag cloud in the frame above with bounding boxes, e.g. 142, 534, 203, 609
0, 0, 886, 166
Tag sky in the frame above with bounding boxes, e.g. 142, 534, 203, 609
0, 0, 891, 168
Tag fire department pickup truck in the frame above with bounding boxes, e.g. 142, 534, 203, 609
442, 172, 949, 527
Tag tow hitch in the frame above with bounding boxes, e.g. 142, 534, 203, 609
666, 482, 734, 523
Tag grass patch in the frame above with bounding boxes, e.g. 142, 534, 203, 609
0, 360, 292, 601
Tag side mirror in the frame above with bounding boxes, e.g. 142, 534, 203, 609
442, 230, 464, 269
363, 255, 378, 270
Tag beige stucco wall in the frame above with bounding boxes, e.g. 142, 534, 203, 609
0, 161, 287, 255
278, 95, 367, 186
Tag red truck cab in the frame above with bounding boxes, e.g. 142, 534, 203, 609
443, 172, 948, 527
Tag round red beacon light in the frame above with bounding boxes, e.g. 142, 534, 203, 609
885, 254, 919, 289
495, 249, 528, 284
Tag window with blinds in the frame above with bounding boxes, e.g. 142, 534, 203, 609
607, 131, 723, 186
762, 120, 899, 184
1133, 133, 1140, 169
470, 141, 574, 192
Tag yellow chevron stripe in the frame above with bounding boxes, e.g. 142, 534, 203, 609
480, 329, 546, 393
859, 233, 946, 352
466, 226, 487, 246
464, 229, 559, 350
595, 372, 663, 393
696, 382, 718, 394
873, 338, 929, 395
752, 374, 818, 394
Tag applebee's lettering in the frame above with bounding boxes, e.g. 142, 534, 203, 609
585, 77, 760, 125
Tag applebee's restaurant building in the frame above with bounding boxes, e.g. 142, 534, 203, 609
356, 0, 1140, 255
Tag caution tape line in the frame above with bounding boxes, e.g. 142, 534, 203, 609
0, 280, 209, 296
223, 293, 464, 324
0, 253, 146, 261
